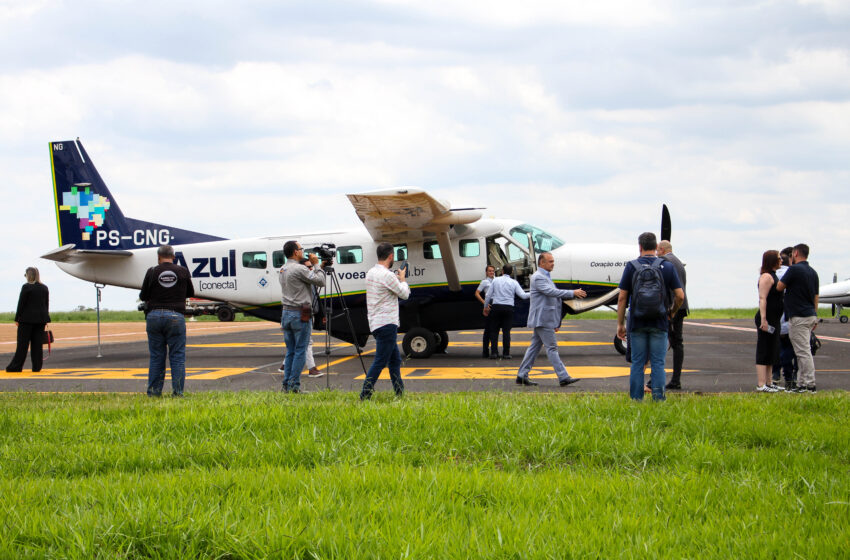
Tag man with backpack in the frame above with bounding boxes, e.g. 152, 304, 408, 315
616, 232, 684, 401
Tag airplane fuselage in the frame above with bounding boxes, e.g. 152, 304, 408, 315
56, 219, 636, 341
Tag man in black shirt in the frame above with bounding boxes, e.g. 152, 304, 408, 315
776, 243, 819, 393
140, 245, 195, 396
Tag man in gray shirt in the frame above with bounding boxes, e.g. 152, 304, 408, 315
279, 240, 326, 393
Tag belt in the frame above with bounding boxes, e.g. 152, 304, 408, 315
282, 305, 304, 312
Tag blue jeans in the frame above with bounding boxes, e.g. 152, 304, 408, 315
281, 310, 312, 392
146, 310, 187, 396
360, 324, 404, 399
629, 327, 667, 401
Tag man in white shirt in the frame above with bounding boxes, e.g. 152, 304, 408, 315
483, 264, 529, 359
475, 265, 496, 358
359, 242, 411, 400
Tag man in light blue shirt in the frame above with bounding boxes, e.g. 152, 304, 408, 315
484, 264, 529, 359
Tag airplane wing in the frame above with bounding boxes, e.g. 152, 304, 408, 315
346, 188, 483, 291
41, 244, 133, 263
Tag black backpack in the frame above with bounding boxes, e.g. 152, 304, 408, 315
629, 258, 667, 320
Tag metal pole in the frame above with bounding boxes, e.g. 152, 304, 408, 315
95, 283, 105, 358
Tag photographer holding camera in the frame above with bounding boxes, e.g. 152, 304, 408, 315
279, 240, 326, 393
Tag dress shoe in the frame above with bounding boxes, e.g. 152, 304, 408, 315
515, 377, 538, 386
490, 354, 500, 359
665, 382, 681, 390
502, 354, 512, 359
482, 352, 490, 358
559, 377, 580, 387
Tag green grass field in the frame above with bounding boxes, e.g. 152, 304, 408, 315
1, 392, 847, 558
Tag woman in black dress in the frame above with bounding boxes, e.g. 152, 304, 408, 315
6, 267, 51, 372
755, 250, 783, 392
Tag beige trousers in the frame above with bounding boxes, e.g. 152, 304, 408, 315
789, 315, 818, 387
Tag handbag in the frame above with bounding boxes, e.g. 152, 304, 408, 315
42, 329, 54, 357
810, 332, 822, 356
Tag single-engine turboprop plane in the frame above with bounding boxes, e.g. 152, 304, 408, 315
821, 274, 850, 323
43, 139, 665, 357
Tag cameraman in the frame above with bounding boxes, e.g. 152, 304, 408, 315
279, 240, 326, 393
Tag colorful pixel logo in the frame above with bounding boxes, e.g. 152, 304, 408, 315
59, 185, 111, 241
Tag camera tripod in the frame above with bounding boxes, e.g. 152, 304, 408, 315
316, 265, 367, 388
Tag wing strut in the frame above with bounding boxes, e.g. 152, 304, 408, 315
435, 231, 461, 291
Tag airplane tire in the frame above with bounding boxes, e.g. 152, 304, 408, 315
613, 335, 626, 355
216, 306, 235, 322
403, 328, 436, 359
841, 315, 848, 324
434, 330, 449, 354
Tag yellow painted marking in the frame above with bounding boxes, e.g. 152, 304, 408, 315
459, 330, 596, 335
447, 341, 609, 348
0, 368, 253, 380
355, 366, 700, 380
188, 342, 354, 348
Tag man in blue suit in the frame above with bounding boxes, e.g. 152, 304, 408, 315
515, 252, 587, 387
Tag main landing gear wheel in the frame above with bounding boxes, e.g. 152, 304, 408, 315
403, 327, 436, 359
434, 330, 449, 354
841, 315, 848, 324
216, 306, 235, 322
613, 335, 626, 355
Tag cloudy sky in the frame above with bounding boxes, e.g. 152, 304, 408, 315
1, 0, 848, 312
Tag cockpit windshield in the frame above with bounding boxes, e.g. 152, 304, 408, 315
509, 224, 565, 253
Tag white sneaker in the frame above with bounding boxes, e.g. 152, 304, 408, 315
768, 383, 785, 392
756, 385, 778, 393
277, 366, 285, 373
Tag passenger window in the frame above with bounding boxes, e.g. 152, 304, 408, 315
335, 246, 363, 264
272, 250, 284, 268
242, 251, 268, 269
459, 239, 480, 257
393, 244, 408, 261
423, 241, 442, 260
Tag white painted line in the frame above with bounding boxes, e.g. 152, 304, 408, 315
685, 321, 850, 343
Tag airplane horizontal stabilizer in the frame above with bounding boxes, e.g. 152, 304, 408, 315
41, 244, 133, 264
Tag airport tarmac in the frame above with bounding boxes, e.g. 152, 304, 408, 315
1, 319, 848, 394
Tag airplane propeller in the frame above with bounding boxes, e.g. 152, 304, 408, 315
661, 204, 671, 242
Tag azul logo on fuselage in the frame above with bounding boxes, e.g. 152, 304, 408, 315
175, 250, 237, 278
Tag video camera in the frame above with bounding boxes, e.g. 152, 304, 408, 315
309, 243, 336, 266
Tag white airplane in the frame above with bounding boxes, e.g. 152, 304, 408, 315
820, 274, 850, 323
42, 138, 667, 357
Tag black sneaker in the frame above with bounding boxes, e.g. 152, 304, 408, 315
805, 385, 817, 393
665, 382, 682, 390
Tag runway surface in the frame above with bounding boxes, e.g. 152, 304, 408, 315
1, 319, 848, 394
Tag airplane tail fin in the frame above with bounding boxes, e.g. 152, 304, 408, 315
49, 139, 225, 250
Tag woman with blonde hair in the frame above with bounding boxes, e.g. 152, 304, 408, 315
6, 267, 51, 372
755, 251, 783, 392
